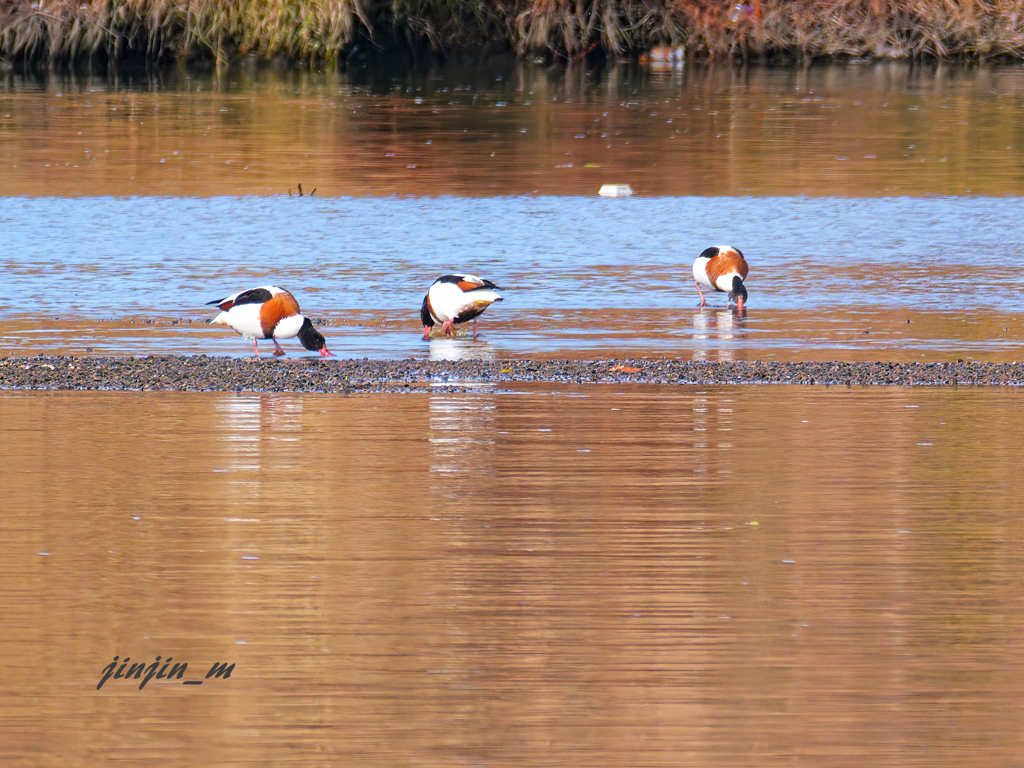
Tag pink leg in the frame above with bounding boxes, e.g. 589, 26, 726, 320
472, 319, 479, 338
695, 281, 707, 307
272, 338, 286, 357
252, 339, 259, 357
442, 319, 454, 336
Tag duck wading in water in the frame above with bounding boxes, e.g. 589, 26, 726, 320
420, 274, 503, 339
692, 246, 748, 310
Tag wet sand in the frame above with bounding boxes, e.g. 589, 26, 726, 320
2, 355, 1023, 391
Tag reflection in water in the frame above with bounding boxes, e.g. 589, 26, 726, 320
428, 392, 496, 479
427, 337, 499, 361
4, 387, 1024, 764
213, 395, 305, 515
3, 61, 1024, 198
214, 394, 305, 467
215, 396, 264, 473
692, 309, 746, 361
690, 389, 738, 488
645, 60, 687, 80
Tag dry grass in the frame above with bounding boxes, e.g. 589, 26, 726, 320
0, 0, 364, 64
2, 0, 1023, 64
512, 0, 1024, 58
675, 0, 1024, 59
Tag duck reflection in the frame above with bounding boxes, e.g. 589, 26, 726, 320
689, 389, 738, 484
692, 309, 746, 362
429, 391, 497, 484
213, 394, 305, 476
642, 50, 686, 84
428, 337, 499, 361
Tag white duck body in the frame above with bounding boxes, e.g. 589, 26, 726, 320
692, 245, 749, 310
692, 246, 747, 292
208, 285, 331, 357
213, 304, 303, 341
421, 274, 503, 338
211, 286, 286, 339
212, 301, 262, 338
426, 280, 502, 324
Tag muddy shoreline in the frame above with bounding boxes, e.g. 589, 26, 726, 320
1, 356, 1021, 392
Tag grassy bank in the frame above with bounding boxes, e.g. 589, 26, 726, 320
3, 0, 1024, 65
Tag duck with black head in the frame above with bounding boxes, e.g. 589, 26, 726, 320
420, 274, 503, 339
692, 246, 749, 311
207, 286, 333, 358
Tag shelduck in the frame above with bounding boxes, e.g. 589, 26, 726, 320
692, 246, 748, 311
420, 274, 503, 339
207, 286, 333, 357
639, 45, 685, 64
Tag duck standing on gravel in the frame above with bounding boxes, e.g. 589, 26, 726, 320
421, 274, 503, 339
692, 246, 748, 311
207, 286, 333, 358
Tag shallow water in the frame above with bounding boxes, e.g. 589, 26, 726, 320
4, 61, 1024, 361
4, 386, 1024, 766
1, 195, 1023, 361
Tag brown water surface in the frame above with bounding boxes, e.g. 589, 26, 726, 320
2, 61, 1024, 197
3, 386, 1024, 766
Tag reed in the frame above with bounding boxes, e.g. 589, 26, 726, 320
1, 0, 364, 64
2, 0, 1023, 64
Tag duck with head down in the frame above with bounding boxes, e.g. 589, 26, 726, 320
207, 286, 333, 358
692, 246, 748, 311
421, 274, 503, 339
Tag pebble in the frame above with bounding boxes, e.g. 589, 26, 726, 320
0, 357, 1020, 392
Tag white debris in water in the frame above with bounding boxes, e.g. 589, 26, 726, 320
599, 184, 633, 198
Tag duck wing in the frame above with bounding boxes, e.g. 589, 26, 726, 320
434, 274, 501, 292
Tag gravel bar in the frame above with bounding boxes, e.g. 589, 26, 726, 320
1, 356, 1023, 392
